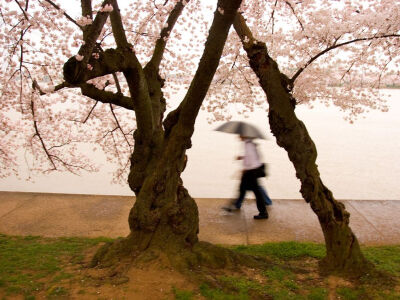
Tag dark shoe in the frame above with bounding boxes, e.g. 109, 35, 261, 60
253, 213, 268, 219
222, 204, 240, 212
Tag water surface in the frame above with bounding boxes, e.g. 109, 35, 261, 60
1, 90, 399, 200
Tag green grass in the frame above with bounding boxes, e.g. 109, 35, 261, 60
231, 241, 326, 260
336, 286, 363, 300
173, 287, 194, 300
211, 242, 400, 299
307, 287, 328, 300
0, 234, 399, 300
197, 265, 313, 299
363, 245, 400, 276
0, 234, 112, 298
200, 283, 251, 300
263, 265, 295, 281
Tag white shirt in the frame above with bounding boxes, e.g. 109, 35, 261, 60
243, 139, 263, 170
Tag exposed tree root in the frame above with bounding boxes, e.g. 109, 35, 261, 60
89, 238, 271, 285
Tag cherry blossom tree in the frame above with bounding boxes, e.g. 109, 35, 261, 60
1, 0, 399, 274
1, 0, 248, 268
225, 0, 400, 274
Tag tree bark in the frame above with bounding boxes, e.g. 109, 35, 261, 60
100, 0, 243, 266
233, 15, 371, 275
63, 0, 253, 271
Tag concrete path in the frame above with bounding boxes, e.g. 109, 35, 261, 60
0, 191, 399, 246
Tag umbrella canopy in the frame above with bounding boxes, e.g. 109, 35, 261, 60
214, 121, 267, 140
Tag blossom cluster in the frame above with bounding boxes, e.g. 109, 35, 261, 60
0, 0, 399, 182
76, 16, 93, 26
99, 4, 113, 13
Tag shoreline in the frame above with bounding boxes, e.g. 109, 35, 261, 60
0, 190, 398, 201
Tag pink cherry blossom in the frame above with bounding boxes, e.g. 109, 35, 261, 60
0, 0, 398, 182
100, 4, 113, 13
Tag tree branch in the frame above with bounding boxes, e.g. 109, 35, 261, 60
233, 13, 293, 93
178, 0, 243, 130
64, 47, 127, 84
123, 54, 154, 141
81, 0, 93, 40
82, 101, 98, 123
50, 156, 86, 175
43, 0, 82, 29
112, 72, 122, 93
268, 0, 278, 36
77, 0, 112, 62
109, 103, 133, 148
233, 13, 257, 48
283, 0, 304, 32
14, 0, 29, 21
32, 80, 71, 95
291, 34, 400, 83
79, 83, 134, 110
109, 0, 129, 48
148, 0, 189, 69
30, 98, 57, 170
81, 0, 92, 18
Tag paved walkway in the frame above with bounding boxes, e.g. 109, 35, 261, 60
0, 191, 399, 246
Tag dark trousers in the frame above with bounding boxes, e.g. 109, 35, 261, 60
234, 169, 267, 215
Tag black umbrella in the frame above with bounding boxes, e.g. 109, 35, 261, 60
214, 121, 267, 139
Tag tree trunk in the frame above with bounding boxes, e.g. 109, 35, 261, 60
234, 17, 371, 275
91, 0, 245, 270
120, 62, 200, 263
127, 127, 199, 254
123, 0, 244, 262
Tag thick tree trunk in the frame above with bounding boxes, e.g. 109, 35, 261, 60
63, 0, 256, 274
127, 131, 199, 253
234, 18, 371, 274
124, 0, 243, 258
91, 0, 244, 270
91, 124, 201, 269
124, 63, 199, 258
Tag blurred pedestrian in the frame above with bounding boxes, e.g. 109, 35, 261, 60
223, 135, 269, 219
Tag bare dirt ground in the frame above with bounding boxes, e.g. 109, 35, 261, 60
65, 264, 198, 300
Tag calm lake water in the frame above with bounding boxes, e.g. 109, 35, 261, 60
1, 90, 400, 200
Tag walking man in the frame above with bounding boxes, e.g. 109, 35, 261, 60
223, 135, 268, 219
